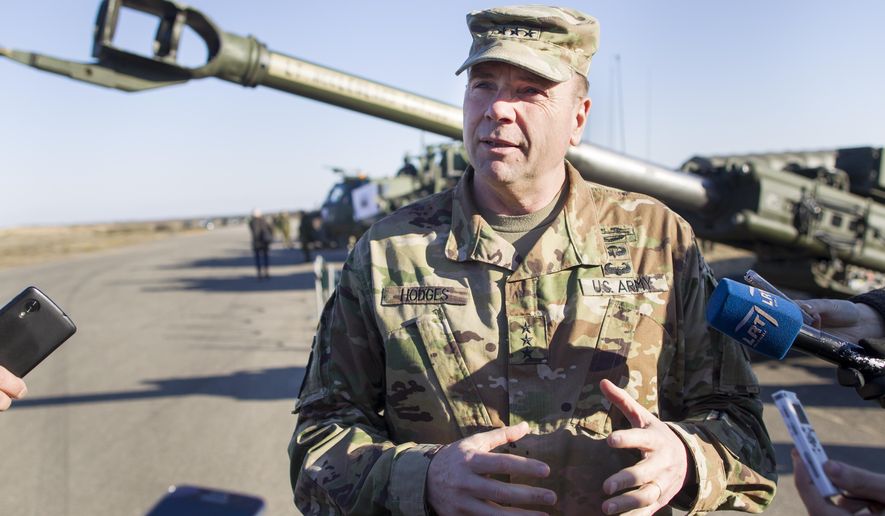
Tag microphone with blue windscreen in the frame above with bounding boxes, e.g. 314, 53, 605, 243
706, 278, 885, 376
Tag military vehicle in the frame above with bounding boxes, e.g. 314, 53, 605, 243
3, 0, 884, 295
317, 143, 469, 248
315, 170, 370, 248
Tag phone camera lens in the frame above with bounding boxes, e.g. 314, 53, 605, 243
24, 299, 40, 314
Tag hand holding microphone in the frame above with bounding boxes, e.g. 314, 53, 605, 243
799, 298, 885, 344
705, 278, 885, 406
799, 295, 885, 407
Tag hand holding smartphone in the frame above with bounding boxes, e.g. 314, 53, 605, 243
0, 364, 27, 410
0, 286, 76, 378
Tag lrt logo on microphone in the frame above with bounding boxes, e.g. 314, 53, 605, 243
734, 287, 780, 348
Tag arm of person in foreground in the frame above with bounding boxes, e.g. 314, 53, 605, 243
0, 365, 27, 410
793, 449, 885, 515
601, 226, 777, 515
288, 243, 555, 516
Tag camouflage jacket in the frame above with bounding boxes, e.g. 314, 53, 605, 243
289, 162, 777, 515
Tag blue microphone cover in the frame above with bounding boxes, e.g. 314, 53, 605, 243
706, 278, 804, 359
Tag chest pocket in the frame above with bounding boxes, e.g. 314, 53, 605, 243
386, 309, 493, 439
571, 298, 657, 437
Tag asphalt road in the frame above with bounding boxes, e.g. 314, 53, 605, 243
0, 226, 882, 515
0, 226, 323, 515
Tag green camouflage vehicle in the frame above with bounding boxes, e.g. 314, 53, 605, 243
317, 144, 469, 248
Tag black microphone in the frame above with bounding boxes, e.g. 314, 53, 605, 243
706, 278, 885, 376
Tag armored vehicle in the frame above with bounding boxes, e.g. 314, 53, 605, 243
318, 143, 469, 248
3, 0, 884, 294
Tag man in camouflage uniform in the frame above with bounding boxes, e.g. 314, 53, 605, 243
289, 6, 777, 515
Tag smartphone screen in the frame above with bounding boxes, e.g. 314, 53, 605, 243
146, 485, 265, 516
0, 286, 77, 377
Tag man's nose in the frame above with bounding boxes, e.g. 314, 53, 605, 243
484, 92, 516, 123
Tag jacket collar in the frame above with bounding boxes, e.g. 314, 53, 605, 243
444, 161, 607, 279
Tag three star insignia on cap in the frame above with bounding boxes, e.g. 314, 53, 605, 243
491, 26, 540, 39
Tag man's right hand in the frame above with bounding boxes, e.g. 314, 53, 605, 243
0, 365, 27, 411
426, 421, 556, 515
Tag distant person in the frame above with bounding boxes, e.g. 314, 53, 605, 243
273, 211, 294, 249
297, 211, 317, 263
396, 156, 418, 177
0, 365, 27, 411
248, 209, 273, 279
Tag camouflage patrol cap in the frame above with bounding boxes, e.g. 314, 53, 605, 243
455, 5, 599, 82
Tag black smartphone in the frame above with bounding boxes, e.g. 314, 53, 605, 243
146, 485, 265, 516
0, 286, 77, 377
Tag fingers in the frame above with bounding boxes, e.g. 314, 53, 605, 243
600, 379, 651, 429
607, 428, 656, 452
0, 366, 26, 411
459, 498, 551, 516
473, 421, 531, 451
601, 482, 661, 515
468, 476, 557, 507
602, 416, 689, 514
427, 423, 555, 514
602, 453, 680, 496
467, 450, 550, 478
792, 449, 844, 516
800, 299, 857, 327
825, 460, 885, 503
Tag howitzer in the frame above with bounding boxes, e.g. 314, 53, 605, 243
3, 0, 884, 294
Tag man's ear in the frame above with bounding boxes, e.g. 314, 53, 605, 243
570, 96, 592, 146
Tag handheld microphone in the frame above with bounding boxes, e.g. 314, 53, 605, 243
706, 278, 885, 376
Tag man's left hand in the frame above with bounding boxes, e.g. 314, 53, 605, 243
600, 379, 689, 515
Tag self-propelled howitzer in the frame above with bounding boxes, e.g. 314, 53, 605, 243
3, 0, 884, 295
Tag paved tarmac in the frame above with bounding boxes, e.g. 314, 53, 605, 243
0, 226, 324, 515
0, 226, 882, 515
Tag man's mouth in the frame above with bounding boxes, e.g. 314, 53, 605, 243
480, 137, 519, 148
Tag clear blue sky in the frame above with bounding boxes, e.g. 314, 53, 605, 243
2, 1, 884, 227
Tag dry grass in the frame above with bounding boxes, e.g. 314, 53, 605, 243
0, 221, 200, 269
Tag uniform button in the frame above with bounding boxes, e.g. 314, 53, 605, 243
561, 402, 572, 412
485, 343, 496, 352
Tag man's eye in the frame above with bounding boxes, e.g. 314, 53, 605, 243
521, 87, 543, 96
472, 81, 493, 90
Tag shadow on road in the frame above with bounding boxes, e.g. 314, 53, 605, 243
771, 442, 885, 475
12, 365, 305, 409
145, 271, 315, 293
750, 351, 876, 409
146, 247, 351, 293
758, 382, 872, 409
159, 247, 349, 271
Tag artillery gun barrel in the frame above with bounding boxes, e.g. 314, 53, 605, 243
261, 54, 465, 142
0, 0, 712, 213
258, 45, 713, 210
